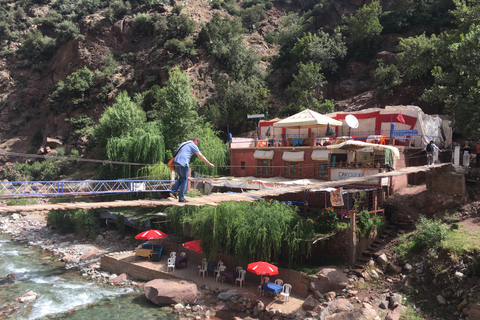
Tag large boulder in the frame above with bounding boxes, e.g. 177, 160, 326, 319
311, 266, 349, 294
144, 279, 197, 305
324, 307, 379, 320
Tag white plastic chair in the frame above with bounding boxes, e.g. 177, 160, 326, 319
167, 257, 175, 273
275, 279, 283, 286
235, 270, 246, 287
170, 252, 176, 258
235, 266, 243, 272
213, 261, 224, 279
215, 265, 226, 282
198, 260, 208, 278
180, 252, 186, 257
280, 283, 292, 302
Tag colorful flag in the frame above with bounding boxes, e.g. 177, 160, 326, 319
330, 188, 344, 206
397, 113, 406, 124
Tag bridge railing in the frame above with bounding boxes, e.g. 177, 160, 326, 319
0, 180, 173, 197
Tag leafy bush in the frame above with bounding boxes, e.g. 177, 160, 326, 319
450, 222, 459, 231
19, 29, 57, 62
357, 210, 374, 238
6, 198, 38, 206
2, 159, 70, 181
133, 13, 155, 36
47, 210, 75, 234
71, 209, 100, 239
47, 209, 100, 239
65, 115, 94, 138
55, 20, 81, 45
49, 67, 94, 114
240, 4, 266, 31
314, 207, 338, 233
375, 62, 402, 98
414, 215, 448, 249
104, 0, 132, 22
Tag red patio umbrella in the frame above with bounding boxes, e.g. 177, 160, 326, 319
135, 230, 168, 240
247, 261, 279, 285
182, 239, 203, 253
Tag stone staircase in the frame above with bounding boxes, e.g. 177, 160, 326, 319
352, 223, 398, 270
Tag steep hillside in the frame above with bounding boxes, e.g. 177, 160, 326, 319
0, 0, 466, 161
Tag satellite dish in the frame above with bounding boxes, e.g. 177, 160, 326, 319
345, 115, 359, 129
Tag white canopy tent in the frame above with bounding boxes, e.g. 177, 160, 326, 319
273, 109, 343, 128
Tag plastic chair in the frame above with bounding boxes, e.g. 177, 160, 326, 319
170, 252, 176, 258
167, 257, 175, 273
215, 265, 226, 282
213, 261, 224, 279
275, 279, 283, 286
280, 284, 292, 302
180, 252, 186, 257
235, 266, 243, 272
198, 260, 208, 278
235, 270, 246, 288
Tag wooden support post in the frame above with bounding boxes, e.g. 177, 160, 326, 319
372, 189, 378, 218
349, 211, 356, 266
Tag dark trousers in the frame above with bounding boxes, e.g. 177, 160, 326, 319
477, 153, 480, 168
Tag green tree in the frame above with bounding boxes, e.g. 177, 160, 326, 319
397, 33, 447, 81
374, 62, 402, 98
287, 61, 327, 109
190, 123, 228, 176
19, 29, 57, 62
348, 1, 383, 45
291, 29, 347, 73
153, 67, 198, 153
132, 13, 155, 36
49, 67, 94, 114
422, 25, 480, 136
93, 91, 147, 155
55, 20, 81, 45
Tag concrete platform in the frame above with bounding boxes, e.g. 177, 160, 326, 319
101, 252, 306, 315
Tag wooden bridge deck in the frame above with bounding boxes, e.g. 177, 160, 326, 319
0, 164, 447, 213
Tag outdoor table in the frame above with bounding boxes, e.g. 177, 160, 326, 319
261, 282, 282, 295
220, 270, 239, 285
135, 248, 152, 259
175, 255, 187, 268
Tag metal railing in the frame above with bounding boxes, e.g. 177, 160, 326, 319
0, 180, 173, 197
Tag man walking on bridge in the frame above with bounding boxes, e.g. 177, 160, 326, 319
169, 137, 214, 203
424, 140, 443, 166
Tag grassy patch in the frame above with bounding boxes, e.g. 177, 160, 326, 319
441, 227, 480, 257
6, 198, 38, 206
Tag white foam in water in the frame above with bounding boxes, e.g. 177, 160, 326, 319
27, 282, 132, 319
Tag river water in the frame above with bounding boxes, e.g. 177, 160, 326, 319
0, 233, 176, 320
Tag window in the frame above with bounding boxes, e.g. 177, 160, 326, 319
314, 161, 329, 177
256, 159, 272, 175
284, 161, 303, 177
241, 161, 245, 170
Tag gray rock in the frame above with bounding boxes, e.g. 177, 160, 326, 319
311, 265, 349, 294
377, 253, 388, 265
437, 295, 446, 305
370, 269, 379, 279
144, 279, 197, 305
218, 290, 236, 301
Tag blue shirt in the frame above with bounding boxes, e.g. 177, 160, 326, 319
174, 141, 200, 166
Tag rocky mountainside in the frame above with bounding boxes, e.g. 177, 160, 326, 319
0, 0, 444, 158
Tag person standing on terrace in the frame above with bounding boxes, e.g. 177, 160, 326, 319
169, 137, 214, 203
424, 140, 443, 166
